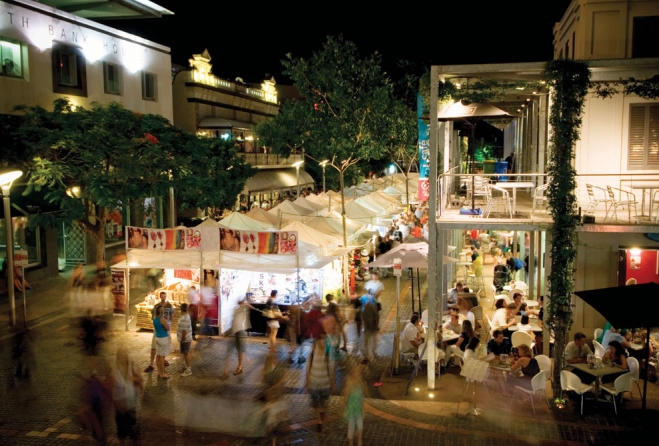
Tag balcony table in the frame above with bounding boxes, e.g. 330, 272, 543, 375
620, 181, 659, 218
494, 181, 535, 216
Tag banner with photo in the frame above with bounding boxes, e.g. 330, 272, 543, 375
126, 226, 191, 250
220, 229, 298, 255
111, 268, 127, 315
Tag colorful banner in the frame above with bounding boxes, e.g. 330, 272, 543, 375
220, 229, 297, 255
418, 178, 430, 201
417, 94, 430, 201
127, 227, 189, 250
127, 226, 297, 256
111, 268, 126, 315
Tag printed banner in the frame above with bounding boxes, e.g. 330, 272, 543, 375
111, 268, 126, 315
220, 229, 297, 255
417, 94, 430, 180
127, 227, 190, 250
418, 178, 430, 201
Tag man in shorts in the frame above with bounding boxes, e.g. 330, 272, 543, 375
177, 303, 193, 376
144, 291, 172, 372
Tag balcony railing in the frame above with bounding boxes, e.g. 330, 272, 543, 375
436, 171, 659, 226
237, 152, 304, 167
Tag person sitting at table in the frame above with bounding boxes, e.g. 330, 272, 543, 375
487, 330, 512, 356
470, 246, 480, 262
400, 313, 424, 356
565, 332, 592, 364
510, 344, 540, 386
455, 320, 477, 352
447, 282, 463, 307
443, 309, 462, 334
464, 337, 481, 361
516, 315, 536, 342
602, 340, 628, 371
457, 297, 475, 328
491, 301, 516, 336
511, 292, 524, 315
601, 326, 631, 351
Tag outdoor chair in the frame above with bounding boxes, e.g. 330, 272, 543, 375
482, 184, 512, 218
593, 340, 606, 359
511, 331, 535, 352
653, 190, 659, 222
627, 357, 643, 400
600, 373, 633, 415
514, 371, 549, 414
532, 182, 550, 215
560, 370, 593, 415
535, 355, 552, 380
605, 185, 638, 223
585, 184, 611, 216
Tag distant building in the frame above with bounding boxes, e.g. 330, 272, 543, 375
172, 49, 314, 215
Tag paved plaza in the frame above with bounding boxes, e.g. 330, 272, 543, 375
0, 267, 657, 445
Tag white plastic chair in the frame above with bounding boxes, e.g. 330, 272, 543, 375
593, 340, 606, 359
514, 371, 549, 414
482, 184, 513, 218
601, 373, 633, 415
560, 370, 593, 415
627, 356, 643, 400
535, 355, 552, 380
511, 331, 534, 349
593, 328, 603, 342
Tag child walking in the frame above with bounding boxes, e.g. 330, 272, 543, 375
343, 360, 367, 446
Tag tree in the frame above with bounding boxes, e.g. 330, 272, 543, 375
256, 35, 394, 246
382, 99, 419, 205
12, 99, 254, 264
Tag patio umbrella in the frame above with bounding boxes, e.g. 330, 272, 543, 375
574, 282, 659, 410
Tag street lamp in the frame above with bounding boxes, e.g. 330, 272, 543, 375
319, 160, 329, 193
1, 169, 23, 328
293, 160, 304, 198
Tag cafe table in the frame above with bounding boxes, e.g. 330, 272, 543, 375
494, 181, 535, 215
570, 363, 626, 404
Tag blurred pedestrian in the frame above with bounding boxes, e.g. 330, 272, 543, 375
306, 337, 335, 433
360, 292, 379, 364
177, 303, 193, 376
343, 360, 367, 446
264, 291, 284, 352
188, 286, 200, 340
144, 292, 172, 373
80, 369, 109, 445
326, 294, 347, 352
111, 348, 142, 445
287, 303, 306, 364
262, 352, 289, 445
153, 305, 171, 379
222, 298, 251, 378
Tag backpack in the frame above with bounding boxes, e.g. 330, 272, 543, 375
513, 258, 525, 271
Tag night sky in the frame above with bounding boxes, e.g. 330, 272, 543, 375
105, 1, 573, 84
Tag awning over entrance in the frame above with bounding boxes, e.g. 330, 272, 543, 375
242, 169, 315, 194
197, 117, 254, 131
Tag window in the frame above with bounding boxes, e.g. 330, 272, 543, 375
632, 16, 659, 58
628, 104, 659, 169
52, 44, 87, 96
0, 217, 41, 268
103, 62, 121, 95
142, 71, 157, 100
1, 37, 23, 77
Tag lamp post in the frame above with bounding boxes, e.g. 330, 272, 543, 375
293, 160, 304, 198
1, 169, 23, 328
320, 160, 329, 193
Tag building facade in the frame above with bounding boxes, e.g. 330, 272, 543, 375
0, 0, 173, 285
172, 50, 314, 214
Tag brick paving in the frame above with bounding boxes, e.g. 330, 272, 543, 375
0, 267, 657, 445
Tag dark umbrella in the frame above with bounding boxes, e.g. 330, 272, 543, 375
574, 282, 659, 410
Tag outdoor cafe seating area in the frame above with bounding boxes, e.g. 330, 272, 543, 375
390, 235, 659, 418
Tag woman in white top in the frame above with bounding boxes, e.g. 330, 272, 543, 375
491, 300, 516, 333
457, 297, 475, 328
516, 315, 536, 341
463, 337, 481, 361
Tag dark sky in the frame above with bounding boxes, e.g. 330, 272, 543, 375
106, 1, 573, 84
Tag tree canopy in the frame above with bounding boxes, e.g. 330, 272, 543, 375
9, 99, 254, 263
256, 35, 402, 245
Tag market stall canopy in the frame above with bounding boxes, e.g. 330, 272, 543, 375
373, 190, 401, 205
366, 242, 457, 268
325, 210, 365, 232
303, 216, 344, 239
363, 192, 400, 213
246, 207, 279, 227
218, 212, 274, 231
305, 193, 332, 210
355, 196, 388, 215
326, 190, 351, 203
294, 197, 327, 213
241, 169, 315, 194
340, 200, 379, 223
269, 200, 315, 223
281, 221, 341, 252
382, 186, 403, 197
197, 218, 220, 227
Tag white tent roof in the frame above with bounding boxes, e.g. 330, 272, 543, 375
355, 195, 389, 214
269, 200, 314, 222
218, 212, 274, 231
280, 221, 341, 253
246, 207, 279, 227
340, 200, 378, 223
305, 194, 331, 210
373, 190, 400, 205
294, 197, 326, 212
303, 215, 344, 239
326, 190, 351, 203
197, 218, 221, 227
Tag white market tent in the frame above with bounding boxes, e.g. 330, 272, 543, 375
340, 200, 379, 224
294, 196, 327, 213
280, 221, 341, 253
218, 212, 274, 231
355, 195, 390, 215
373, 190, 401, 206
246, 207, 279, 227
269, 200, 315, 223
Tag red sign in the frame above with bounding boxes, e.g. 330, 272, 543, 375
418, 178, 430, 201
